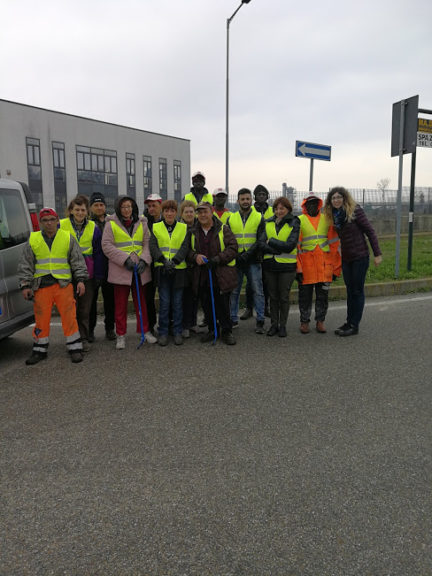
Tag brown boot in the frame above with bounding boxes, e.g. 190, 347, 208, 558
300, 322, 310, 334
316, 321, 327, 333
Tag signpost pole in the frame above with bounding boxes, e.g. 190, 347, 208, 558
407, 148, 417, 271
395, 101, 406, 278
309, 158, 314, 192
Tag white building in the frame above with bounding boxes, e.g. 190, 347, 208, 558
0, 99, 190, 214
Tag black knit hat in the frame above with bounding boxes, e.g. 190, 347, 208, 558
89, 192, 106, 206
253, 184, 269, 199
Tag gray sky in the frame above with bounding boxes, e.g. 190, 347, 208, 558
2, 0, 432, 195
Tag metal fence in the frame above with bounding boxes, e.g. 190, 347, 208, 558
267, 187, 432, 217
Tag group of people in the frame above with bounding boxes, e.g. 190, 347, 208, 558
18, 170, 382, 365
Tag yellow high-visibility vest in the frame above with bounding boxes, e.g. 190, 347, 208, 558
298, 214, 331, 253
184, 192, 213, 206
152, 222, 187, 269
191, 227, 236, 266
60, 218, 95, 256
29, 229, 72, 279
228, 210, 262, 253
263, 221, 297, 263
213, 210, 231, 225
110, 220, 144, 257
252, 204, 273, 220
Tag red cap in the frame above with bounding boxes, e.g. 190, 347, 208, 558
39, 207, 59, 220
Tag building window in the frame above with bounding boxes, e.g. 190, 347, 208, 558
52, 142, 67, 216
126, 153, 136, 200
76, 145, 118, 211
174, 160, 182, 203
143, 155, 152, 198
26, 137, 43, 210
159, 157, 167, 200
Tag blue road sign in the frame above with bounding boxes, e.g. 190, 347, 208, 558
295, 141, 331, 161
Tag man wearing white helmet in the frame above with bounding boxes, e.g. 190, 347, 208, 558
212, 188, 231, 225
183, 171, 213, 206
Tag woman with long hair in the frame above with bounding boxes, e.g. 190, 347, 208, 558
323, 187, 382, 336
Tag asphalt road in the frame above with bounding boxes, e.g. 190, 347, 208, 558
1, 294, 431, 576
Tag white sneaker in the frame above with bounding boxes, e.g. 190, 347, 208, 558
144, 332, 157, 344
116, 335, 126, 350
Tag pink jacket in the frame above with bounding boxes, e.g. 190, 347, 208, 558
102, 214, 152, 286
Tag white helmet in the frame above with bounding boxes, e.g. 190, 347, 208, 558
192, 171, 206, 182
213, 187, 228, 196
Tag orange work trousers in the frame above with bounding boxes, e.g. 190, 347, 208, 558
33, 283, 79, 341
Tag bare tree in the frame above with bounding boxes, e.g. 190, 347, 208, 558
377, 178, 391, 202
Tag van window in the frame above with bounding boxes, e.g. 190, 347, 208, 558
0, 188, 31, 250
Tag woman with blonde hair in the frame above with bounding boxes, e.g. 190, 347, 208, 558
323, 187, 382, 337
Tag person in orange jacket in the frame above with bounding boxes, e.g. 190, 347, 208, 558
296, 193, 341, 334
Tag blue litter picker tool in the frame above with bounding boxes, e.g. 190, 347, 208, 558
203, 257, 217, 345
133, 265, 146, 349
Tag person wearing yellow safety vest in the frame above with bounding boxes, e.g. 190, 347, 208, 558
259, 197, 300, 337
212, 187, 231, 225
297, 193, 341, 335
149, 199, 190, 347
182, 171, 213, 206
60, 195, 104, 352
18, 207, 88, 365
228, 188, 266, 334
242, 185, 274, 321
188, 202, 238, 345
102, 196, 157, 350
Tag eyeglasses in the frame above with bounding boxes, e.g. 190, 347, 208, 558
331, 195, 343, 200
40, 218, 57, 223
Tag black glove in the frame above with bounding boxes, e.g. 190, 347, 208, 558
163, 260, 176, 275
332, 274, 338, 282
124, 257, 135, 271
136, 260, 147, 274
236, 251, 249, 267
296, 272, 303, 285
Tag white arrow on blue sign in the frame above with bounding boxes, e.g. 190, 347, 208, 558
295, 141, 331, 161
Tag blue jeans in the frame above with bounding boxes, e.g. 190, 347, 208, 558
230, 263, 265, 323
158, 274, 183, 336
342, 256, 369, 328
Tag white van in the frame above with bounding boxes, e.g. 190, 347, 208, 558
0, 179, 39, 340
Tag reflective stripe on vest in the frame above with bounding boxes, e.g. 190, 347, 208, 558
110, 221, 144, 256
298, 214, 331, 254
191, 228, 235, 266
153, 221, 187, 269
184, 192, 213, 206
263, 221, 297, 263
60, 218, 95, 256
29, 230, 72, 279
228, 210, 262, 253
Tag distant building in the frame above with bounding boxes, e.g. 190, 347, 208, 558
0, 99, 190, 214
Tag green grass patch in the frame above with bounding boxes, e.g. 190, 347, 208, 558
331, 234, 432, 284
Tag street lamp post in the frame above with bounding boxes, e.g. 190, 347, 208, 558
225, 0, 252, 196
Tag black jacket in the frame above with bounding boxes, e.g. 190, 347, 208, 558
259, 212, 300, 273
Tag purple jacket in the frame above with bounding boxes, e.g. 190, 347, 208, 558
102, 214, 152, 286
339, 205, 382, 262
